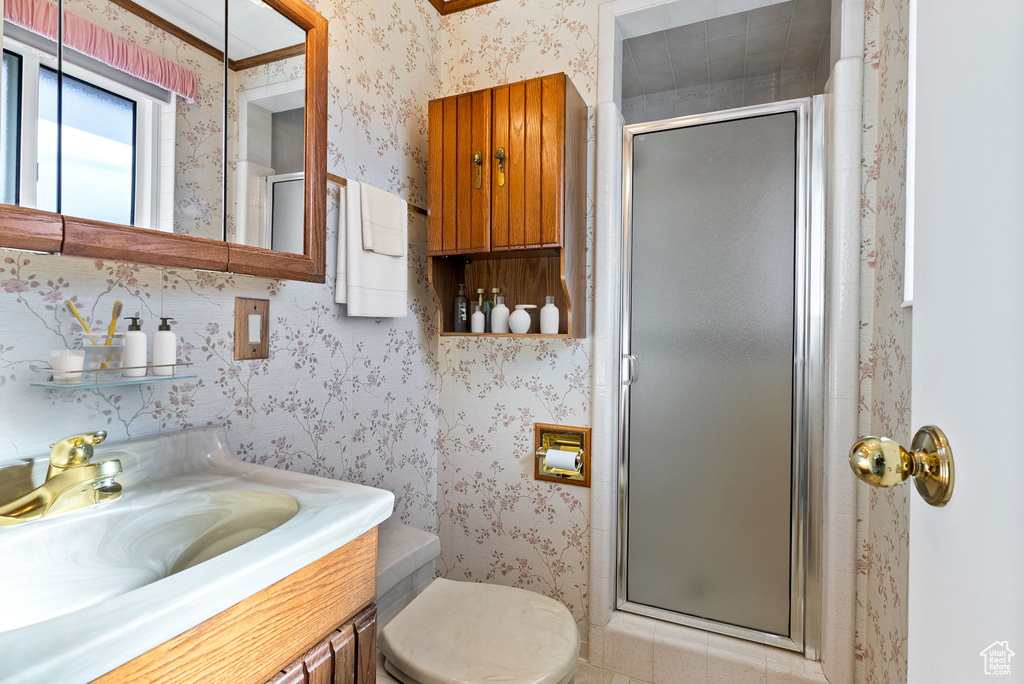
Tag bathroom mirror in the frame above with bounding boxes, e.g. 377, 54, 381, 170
0, 0, 327, 282
0, 0, 66, 250
60, 0, 227, 240
225, 0, 307, 254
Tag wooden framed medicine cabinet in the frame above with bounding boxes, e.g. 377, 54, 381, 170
0, 0, 327, 283
426, 72, 587, 338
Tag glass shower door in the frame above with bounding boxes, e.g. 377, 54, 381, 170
620, 102, 818, 647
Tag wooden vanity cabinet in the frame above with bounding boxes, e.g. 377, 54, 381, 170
92, 528, 378, 684
267, 604, 377, 684
426, 73, 587, 338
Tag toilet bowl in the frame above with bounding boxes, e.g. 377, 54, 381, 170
376, 520, 579, 684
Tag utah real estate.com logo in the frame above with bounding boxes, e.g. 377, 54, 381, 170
980, 641, 1015, 676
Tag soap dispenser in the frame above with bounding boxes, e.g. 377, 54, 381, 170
153, 317, 176, 376
122, 317, 147, 377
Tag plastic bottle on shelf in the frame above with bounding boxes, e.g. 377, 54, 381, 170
540, 296, 559, 335
122, 317, 147, 377
484, 287, 499, 333
152, 318, 176, 376
454, 284, 468, 332
491, 296, 510, 334
471, 305, 486, 333
509, 305, 536, 334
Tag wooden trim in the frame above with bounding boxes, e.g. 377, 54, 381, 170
227, 243, 324, 283
93, 528, 378, 684
562, 74, 588, 338
230, 44, 305, 72
106, 0, 223, 62
107, 0, 305, 73
427, 0, 503, 15
0, 205, 63, 253
262, 0, 322, 32
327, 173, 429, 218
63, 216, 229, 271
227, 0, 327, 281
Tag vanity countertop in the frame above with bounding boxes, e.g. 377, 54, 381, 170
0, 426, 394, 684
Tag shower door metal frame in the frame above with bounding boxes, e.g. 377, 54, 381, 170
616, 97, 825, 656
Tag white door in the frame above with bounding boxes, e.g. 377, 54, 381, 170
910, 0, 1024, 681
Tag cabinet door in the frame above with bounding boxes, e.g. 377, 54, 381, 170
264, 604, 377, 684
492, 75, 564, 251
428, 90, 490, 255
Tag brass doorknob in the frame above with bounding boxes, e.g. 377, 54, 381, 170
849, 425, 955, 507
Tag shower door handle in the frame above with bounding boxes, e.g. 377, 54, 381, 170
622, 354, 637, 386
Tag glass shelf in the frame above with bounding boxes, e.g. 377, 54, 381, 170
31, 375, 199, 391
31, 362, 196, 391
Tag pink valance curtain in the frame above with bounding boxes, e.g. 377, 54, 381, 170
4, 0, 198, 103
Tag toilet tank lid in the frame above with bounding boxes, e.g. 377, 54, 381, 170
377, 519, 441, 598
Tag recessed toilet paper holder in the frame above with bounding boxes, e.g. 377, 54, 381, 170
534, 423, 591, 488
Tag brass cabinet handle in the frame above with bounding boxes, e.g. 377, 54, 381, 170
472, 152, 483, 189
494, 147, 506, 187
849, 425, 955, 506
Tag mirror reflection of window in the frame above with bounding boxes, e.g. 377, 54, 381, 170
38, 67, 136, 225
1, 51, 23, 206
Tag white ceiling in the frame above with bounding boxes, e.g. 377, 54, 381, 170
133, 0, 306, 60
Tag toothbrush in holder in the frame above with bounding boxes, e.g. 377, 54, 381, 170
105, 301, 123, 346
67, 301, 92, 337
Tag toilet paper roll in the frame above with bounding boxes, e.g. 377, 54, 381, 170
545, 447, 581, 472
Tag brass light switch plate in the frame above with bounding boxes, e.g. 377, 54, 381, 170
534, 423, 591, 488
234, 298, 270, 360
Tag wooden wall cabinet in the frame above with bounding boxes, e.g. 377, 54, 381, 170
427, 73, 587, 339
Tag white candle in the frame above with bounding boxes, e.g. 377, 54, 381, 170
51, 349, 85, 386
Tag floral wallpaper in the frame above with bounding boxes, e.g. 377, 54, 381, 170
0, 0, 447, 536
431, 0, 600, 637
1, 0, 914, 677
855, 0, 912, 682
66, 0, 226, 240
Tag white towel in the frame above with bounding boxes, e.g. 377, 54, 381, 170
335, 180, 408, 317
360, 183, 407, 257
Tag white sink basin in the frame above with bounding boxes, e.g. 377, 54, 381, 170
0, 488, 298, 632
0, 427, 394, 683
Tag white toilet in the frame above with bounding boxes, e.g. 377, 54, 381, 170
376, 520, 579, 684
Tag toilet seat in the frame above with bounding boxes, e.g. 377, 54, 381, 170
379, 578, 579, 684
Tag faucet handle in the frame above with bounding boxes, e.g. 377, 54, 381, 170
49, 430, 108, 468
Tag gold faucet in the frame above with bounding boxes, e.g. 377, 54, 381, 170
0, 430, 123, 526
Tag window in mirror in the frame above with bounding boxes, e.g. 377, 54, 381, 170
1, 24, 60, 213
55, 0, 225, 239
1, 50, 23, 206
39, 66, 137, 225
227, 0, 306, 254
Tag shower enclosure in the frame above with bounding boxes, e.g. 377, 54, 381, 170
618, 97, 824, 652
